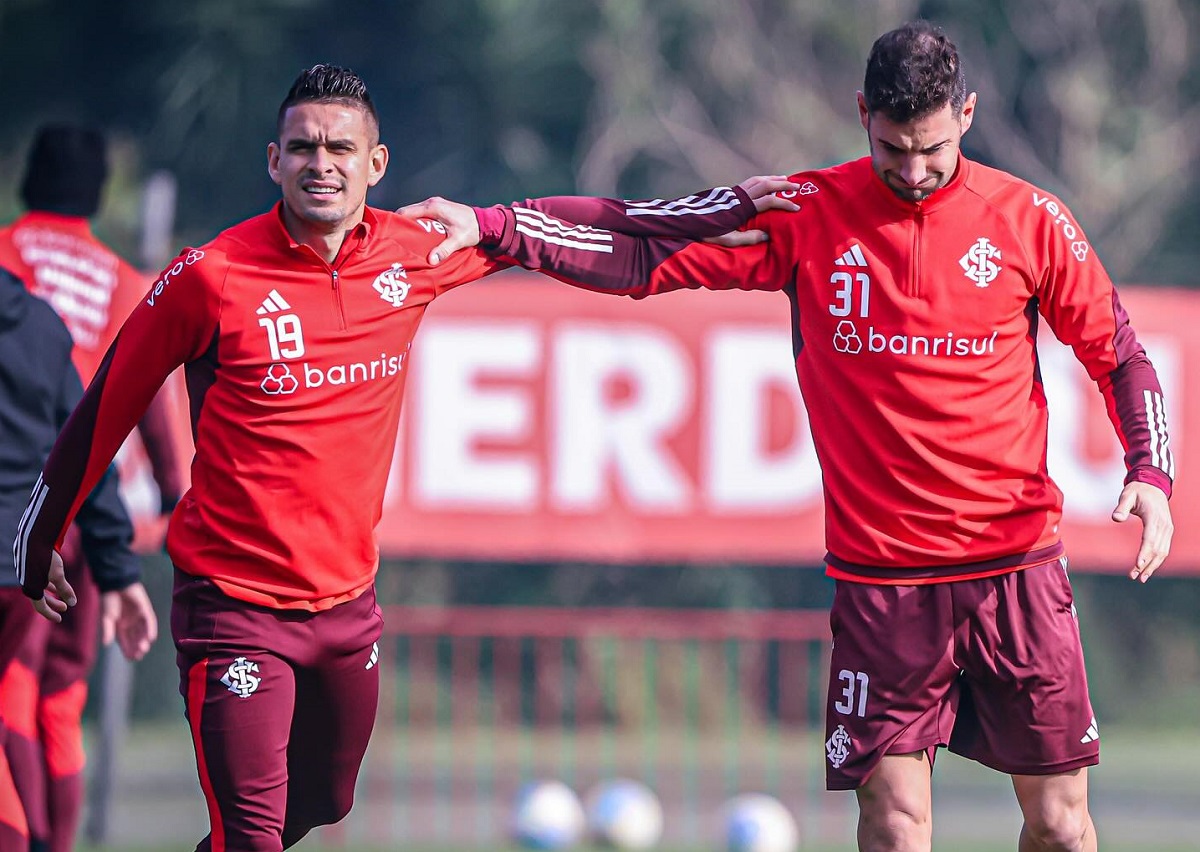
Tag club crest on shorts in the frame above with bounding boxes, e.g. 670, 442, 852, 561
220, 656, 262, 699
825, 724, 853, 768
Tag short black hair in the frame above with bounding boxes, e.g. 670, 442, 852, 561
277, 64, 380, 142
863, 21, 967, 123
20, 124, 108, 217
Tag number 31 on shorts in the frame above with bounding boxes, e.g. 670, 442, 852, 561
834, 669, 869, 717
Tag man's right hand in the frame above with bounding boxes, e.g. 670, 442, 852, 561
738, 175, 802, 214
396, 196, 480, 266
30, 548, 76, 623
707, 175, 803, 247
101, 582, 158, 661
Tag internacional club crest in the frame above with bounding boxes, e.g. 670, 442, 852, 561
959, 237, 1002, 288
221, 656, 262, 699
373, 262, 411, 308
825, 724, 853, 768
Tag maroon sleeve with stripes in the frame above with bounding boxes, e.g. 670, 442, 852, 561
476, 199, 795, 299
15, 248, 220, 599
1032, 197, 1174, 498
499, 185, 755, 239
1095, 295, 1174, 496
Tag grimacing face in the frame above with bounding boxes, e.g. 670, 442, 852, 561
267, 100, 387, 232
857, 91, 976, 202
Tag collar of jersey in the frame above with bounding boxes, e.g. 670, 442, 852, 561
17, 210, 93, 236
270, 201, 375, 254
867, 153, 970, 215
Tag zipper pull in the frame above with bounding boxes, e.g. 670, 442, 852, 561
331, 269, 340, 289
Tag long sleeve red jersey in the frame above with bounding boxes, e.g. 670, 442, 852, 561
18, 190, 756, 609
0, 211, 146, 381
481, 157, 1175, 582
0, 211, 185, 502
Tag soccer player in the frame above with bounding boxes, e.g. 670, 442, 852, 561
0, 265, 154, 852
0, 124, 184, 852
406, 21, 1175, 852
13, 65, 794, 851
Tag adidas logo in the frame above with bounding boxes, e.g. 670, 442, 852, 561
256, 289, 292, 315
1080, 716, 1099, 744
834, 244, 868, 267
366, 641, 380, 670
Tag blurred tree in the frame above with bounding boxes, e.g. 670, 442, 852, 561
0, 0, 596, 250
575, 0, 1200, 283
2, 0, 1198, 279
938, 0, 1200, 283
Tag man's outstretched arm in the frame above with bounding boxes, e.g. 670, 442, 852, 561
399, 176, 800, 297
401, 176, 798, 265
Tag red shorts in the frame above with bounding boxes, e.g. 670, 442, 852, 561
824, 559, 1099, 790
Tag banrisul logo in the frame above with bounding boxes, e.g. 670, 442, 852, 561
301, 350, 406, 388
832, 320, 998, 358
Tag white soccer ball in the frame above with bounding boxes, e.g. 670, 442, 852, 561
585, 778, 665, 849
511, 779, 586, 850
721, 793, 799, 852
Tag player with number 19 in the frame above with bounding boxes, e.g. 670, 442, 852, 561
12, 64, 796, 851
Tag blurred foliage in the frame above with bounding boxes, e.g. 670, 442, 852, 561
1, 0, 1199, 282
0, 0, 597, 255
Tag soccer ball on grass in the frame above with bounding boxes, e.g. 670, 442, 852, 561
584, 777, 664, 849
721, 792, 799, 852
512, 779, 586, 850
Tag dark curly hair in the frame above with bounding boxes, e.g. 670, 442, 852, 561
863, 21, 966, 122
277, 64, 380, 141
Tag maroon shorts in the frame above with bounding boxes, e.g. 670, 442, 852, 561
171, 569, 384, 851
824, 559, 1099, 790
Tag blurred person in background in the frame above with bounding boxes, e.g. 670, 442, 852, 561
13, 64, 794, 851
0, 265, 155, 852
408, 19, 1174, 852
0, 124, 183, 852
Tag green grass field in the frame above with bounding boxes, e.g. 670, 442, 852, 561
74, 722, 1198, 851
78, 844, 1200, 852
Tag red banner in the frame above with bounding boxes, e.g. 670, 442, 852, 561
122, 273, 1197, 573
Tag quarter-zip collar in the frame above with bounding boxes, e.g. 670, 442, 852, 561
270, 201, 374, 266
867, 153, 971, 216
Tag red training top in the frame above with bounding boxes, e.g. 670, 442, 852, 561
0, 210, 185, 504
477, 157, 1175, 583
17, 189, 755, 609
0, 211, 147, 382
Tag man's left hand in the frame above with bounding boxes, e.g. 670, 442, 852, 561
1111, 481, 1173, 582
